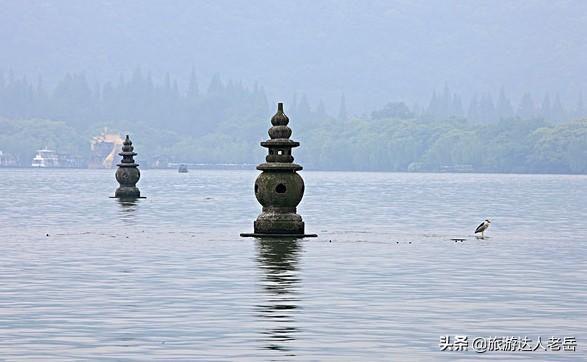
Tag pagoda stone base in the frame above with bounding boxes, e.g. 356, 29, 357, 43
257, 211, 304, 233
113, 186, 143, 199
240, 233, 317, 238
241, 211, 317, 238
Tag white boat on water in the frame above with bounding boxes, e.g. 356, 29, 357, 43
31, 149, 60, 168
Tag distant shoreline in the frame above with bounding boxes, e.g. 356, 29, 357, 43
2, 166, 586, 177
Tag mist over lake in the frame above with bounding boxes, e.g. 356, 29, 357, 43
1, 1, 587, 174
1, 1, 586, 360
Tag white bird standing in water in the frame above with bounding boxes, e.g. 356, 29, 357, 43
475, 219, 491, 239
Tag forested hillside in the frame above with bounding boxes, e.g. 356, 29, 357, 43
1, 70, 586, 173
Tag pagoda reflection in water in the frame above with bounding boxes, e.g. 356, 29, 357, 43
255, 239, 302, 354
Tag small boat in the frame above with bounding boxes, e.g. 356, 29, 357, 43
31, 148, 60, 168
178, 164, 189, 173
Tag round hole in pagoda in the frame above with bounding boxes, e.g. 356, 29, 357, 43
277, 150, 284, 155
275, 183, 286, 193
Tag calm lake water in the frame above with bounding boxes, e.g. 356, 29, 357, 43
0, 169, 585, 361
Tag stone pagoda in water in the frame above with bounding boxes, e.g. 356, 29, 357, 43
241, 103, 316, 238
113, 135, 143, 199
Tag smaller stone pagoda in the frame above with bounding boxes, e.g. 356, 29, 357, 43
113, 135, 143, 199
241, 103, 316, 238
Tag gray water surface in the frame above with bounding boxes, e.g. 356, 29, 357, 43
0, 169, 585, 361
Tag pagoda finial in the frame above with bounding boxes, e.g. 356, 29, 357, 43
121, 135, 134, 154
269, 103, 293, 140
271, 102, 289, 127
118, 134, 137, 164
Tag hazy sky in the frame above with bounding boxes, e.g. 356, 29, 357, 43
1, 0, 586, 113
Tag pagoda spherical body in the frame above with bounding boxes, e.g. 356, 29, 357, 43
115, 166, 140, 186
254, 171, 304, 209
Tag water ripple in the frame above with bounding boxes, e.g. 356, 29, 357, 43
0, 169, 585, 360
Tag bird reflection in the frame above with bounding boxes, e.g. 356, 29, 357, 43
116, 198, 139, 223
255, 238, 302, 354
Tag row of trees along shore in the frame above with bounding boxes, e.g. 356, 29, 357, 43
0, 71, 586, 174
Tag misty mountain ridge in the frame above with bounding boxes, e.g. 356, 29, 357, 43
1, 1, 586, 173
1, 69, 587, 174
1, 70, 585, 125
1, 1, 586, 113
